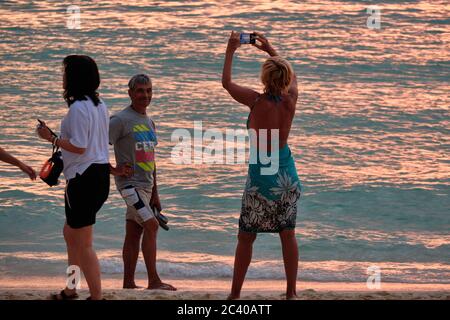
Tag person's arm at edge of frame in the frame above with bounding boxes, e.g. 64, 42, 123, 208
0, 146, 36, 180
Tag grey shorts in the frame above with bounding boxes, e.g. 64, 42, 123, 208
121, 187, 156, 226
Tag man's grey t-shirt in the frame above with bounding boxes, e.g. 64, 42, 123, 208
109, 106, 158, 191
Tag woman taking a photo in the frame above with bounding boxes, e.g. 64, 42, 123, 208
222, 32, 302, 300
37, 55, 110, 300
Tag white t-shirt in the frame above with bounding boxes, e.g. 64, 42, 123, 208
60, 96, 109, 180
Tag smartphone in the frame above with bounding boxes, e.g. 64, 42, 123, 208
37, 118, 57, 137
240, 32, 256, 44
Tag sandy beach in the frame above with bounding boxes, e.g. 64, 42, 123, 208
0, 276, 449, 300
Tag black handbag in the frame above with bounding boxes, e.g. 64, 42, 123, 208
39, 143, 64, 186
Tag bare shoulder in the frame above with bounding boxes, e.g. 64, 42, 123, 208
224, 82, 260, 109
283, 93, 297, 112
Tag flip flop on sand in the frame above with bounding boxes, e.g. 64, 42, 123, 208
147, 282, 177, 291
49, 289, 79, 300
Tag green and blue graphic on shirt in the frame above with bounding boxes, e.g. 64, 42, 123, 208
133, 124, 157, 172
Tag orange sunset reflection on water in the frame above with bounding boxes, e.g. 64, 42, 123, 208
0, 0, 447, 203
0, 0, 448, 285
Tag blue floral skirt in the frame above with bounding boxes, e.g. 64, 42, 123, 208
239, 144, 302, 233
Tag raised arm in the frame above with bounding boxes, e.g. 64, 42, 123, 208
253, 32, 298, 103
222, 31, 259, 108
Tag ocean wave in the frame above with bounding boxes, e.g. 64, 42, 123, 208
0, 251, 448, 284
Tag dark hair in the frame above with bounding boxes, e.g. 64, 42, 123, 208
63, 55, 100, 107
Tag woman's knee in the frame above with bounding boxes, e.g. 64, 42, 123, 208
238, 231, 257, 244
279, 229, 297, 243
63, 223, 77, 246
66, 225, 94, 250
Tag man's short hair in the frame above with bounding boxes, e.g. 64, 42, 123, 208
128, 74, 152, 90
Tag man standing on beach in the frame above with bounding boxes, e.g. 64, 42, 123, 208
109, 74, 176, 291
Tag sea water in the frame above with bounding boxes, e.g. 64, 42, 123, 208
0, 0, 448, 284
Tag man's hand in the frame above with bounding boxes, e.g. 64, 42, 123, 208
150, 193, 162, 212
110, 163, 133, 177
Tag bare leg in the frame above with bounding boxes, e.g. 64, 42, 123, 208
65, 225, 103, 300
122, 220, 143, 289
279, 229, 299, 299
141, 218, 176, 291
228, 231, 257, 300
62, 222, 80, 297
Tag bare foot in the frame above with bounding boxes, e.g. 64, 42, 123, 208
286, 293, 298, 300
123, 283, 143, 289
147, 282, 177, 291
227, 294, 240, 300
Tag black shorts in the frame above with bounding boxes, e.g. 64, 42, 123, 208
64, 163, 110, 229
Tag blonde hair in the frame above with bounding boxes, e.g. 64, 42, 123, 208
260, 56, 293, 97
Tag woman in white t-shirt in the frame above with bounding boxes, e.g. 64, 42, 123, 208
37, 55, 109, 300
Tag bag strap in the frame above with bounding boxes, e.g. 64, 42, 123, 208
52, 144, 60, 154
51, 134, 60, 154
